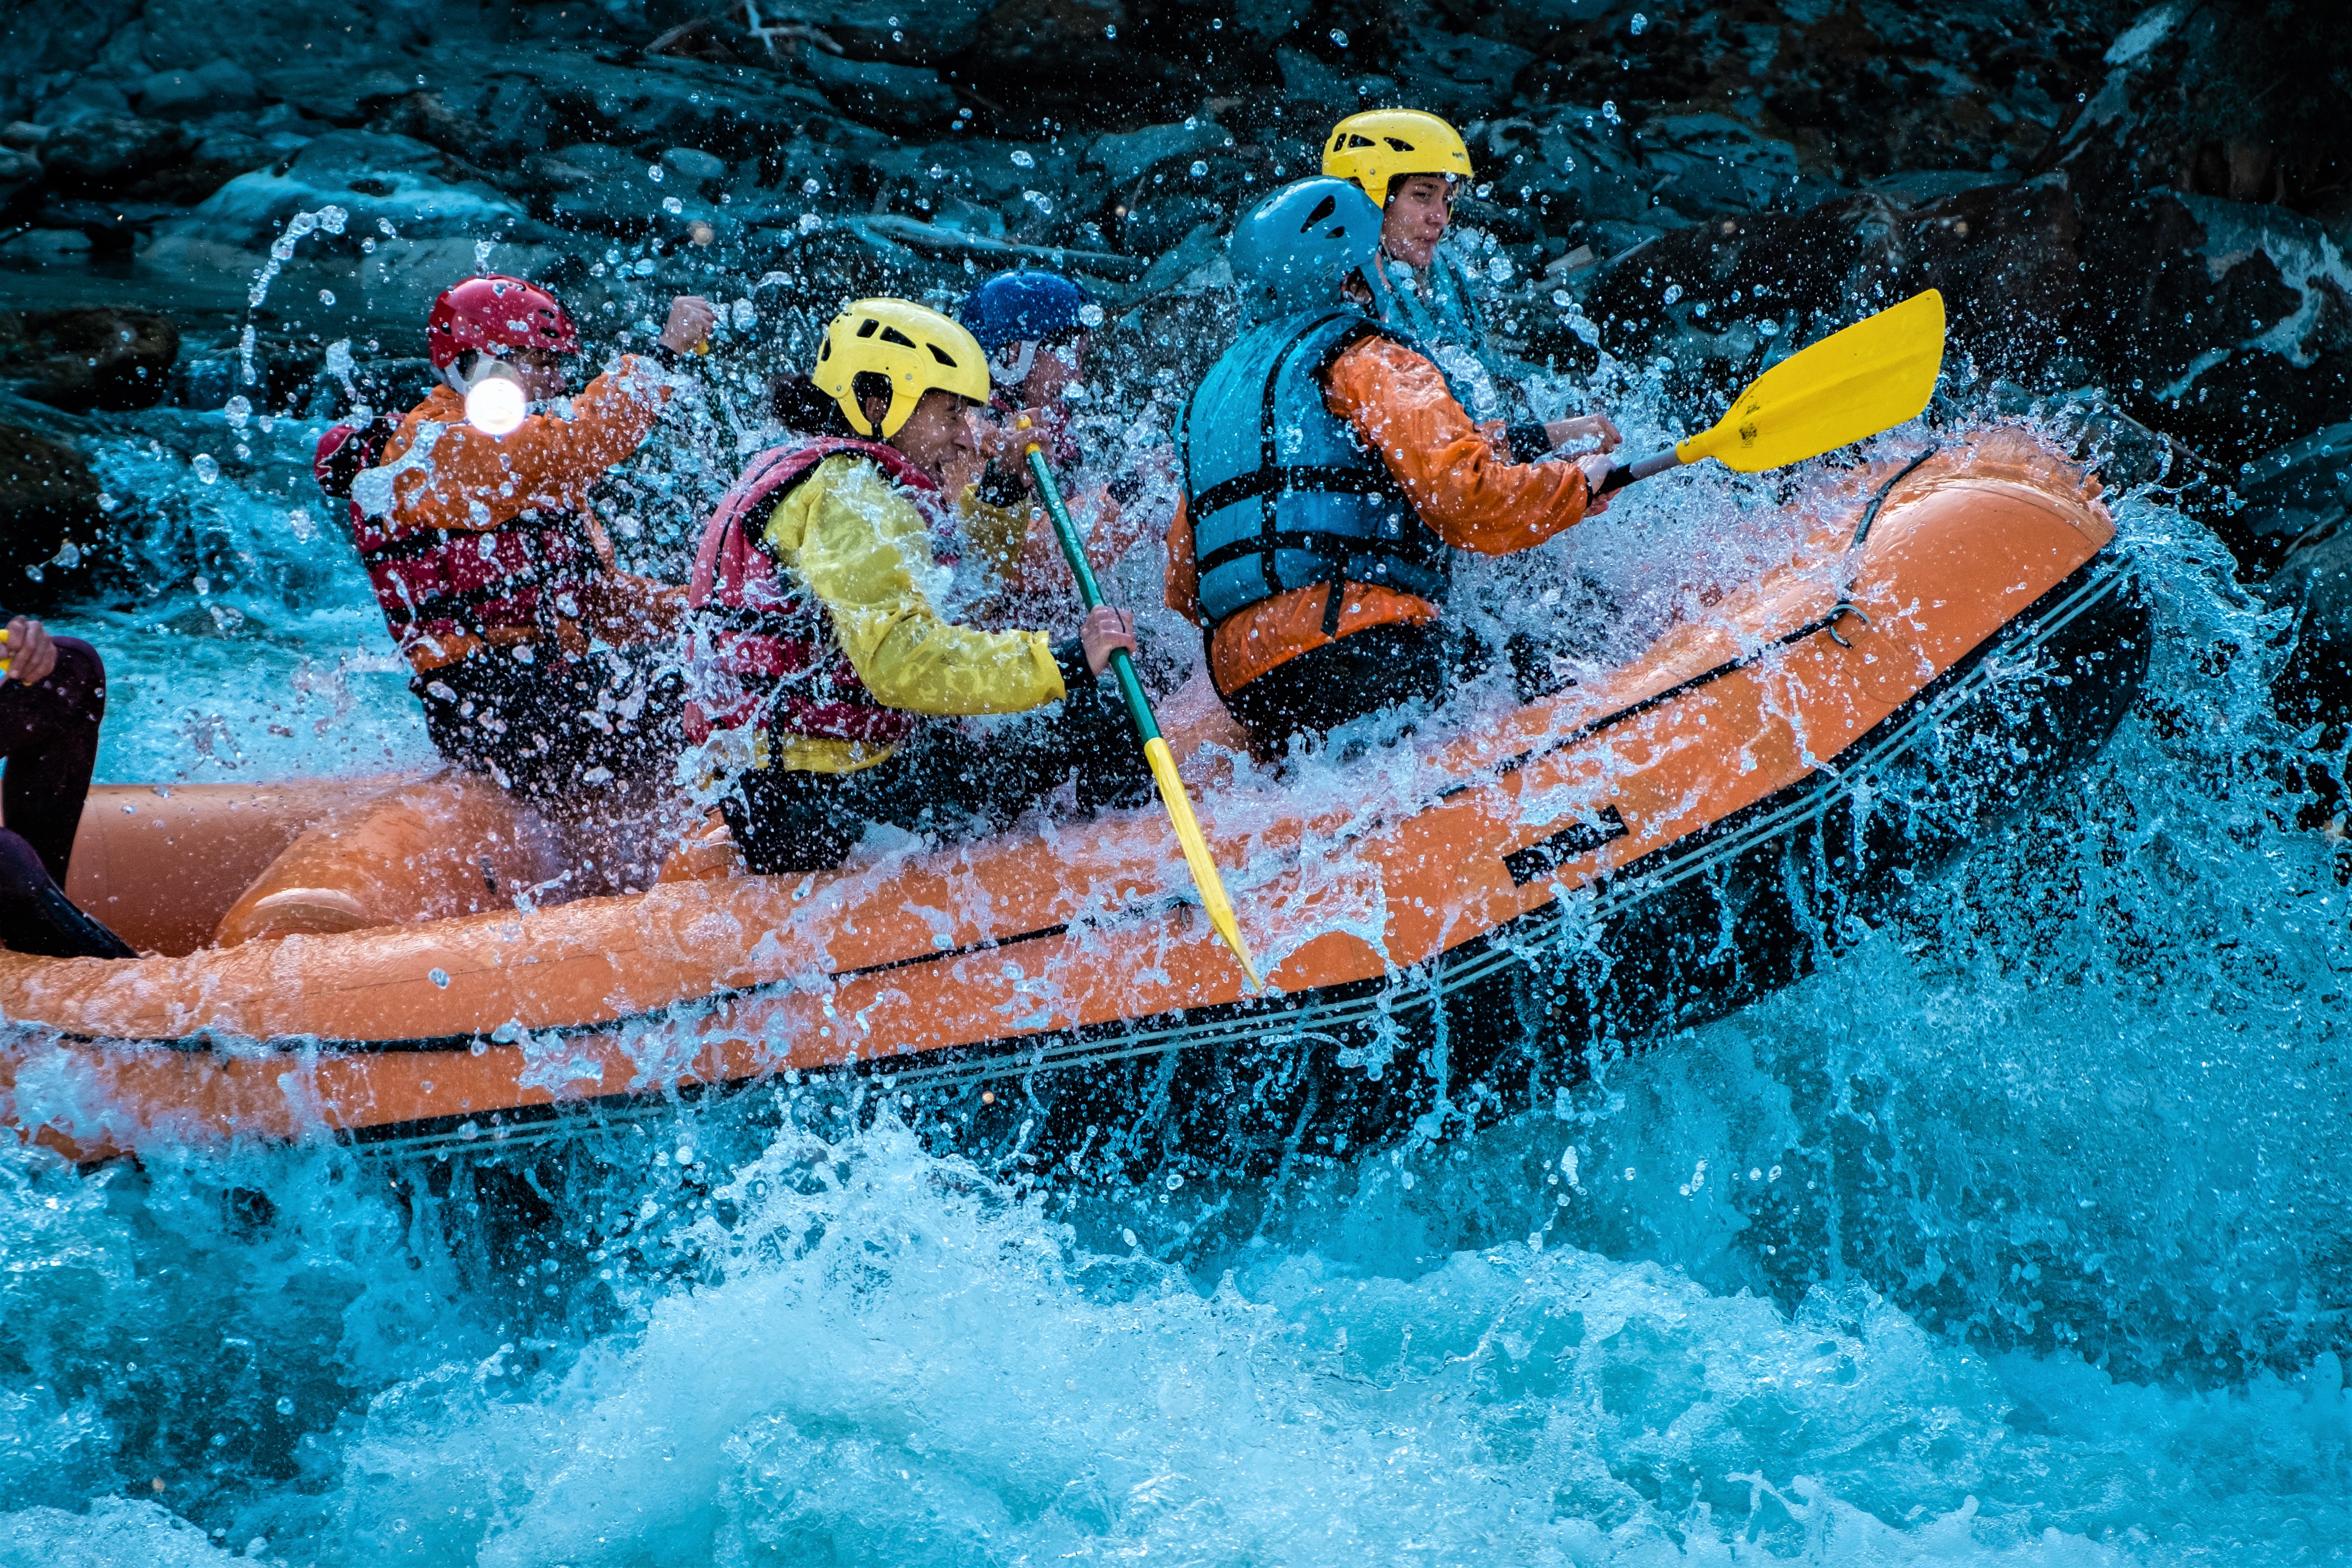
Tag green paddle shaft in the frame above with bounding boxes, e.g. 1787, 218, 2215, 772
1024, 446, 1160, 746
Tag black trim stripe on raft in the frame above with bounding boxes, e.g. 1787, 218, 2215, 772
348, 552, 2144, 1161
28, 552, 2134, 1063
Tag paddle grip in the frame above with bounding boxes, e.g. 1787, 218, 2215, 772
1597, 449, 1685, 495
1025, 444, 1161, 745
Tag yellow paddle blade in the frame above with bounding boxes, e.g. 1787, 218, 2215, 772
1678, 288, 1946, 473
1142, 737, 1264, 991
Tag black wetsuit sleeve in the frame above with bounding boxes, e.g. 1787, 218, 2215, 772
1050, 636, 1096, 693
1505, 422, 1552, 463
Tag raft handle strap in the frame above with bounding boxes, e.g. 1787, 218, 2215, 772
1829, 446, 1938, 644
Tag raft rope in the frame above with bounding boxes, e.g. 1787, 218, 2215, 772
1487, 446, 1944, 785
1827, 445, 1940, 646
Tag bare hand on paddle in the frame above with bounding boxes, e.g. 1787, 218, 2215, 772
660, 296, 719, 354
1079, 606, 1138, 675
1, 617, 58, 686
1544, 412, 1623, 454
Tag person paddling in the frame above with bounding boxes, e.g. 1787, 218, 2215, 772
314, 275, 714, 861
0, 614, 135, 959
1324, 107, 1615, 447
957, 269, 1157, 615
1167, 177, 1620, 758
683, 299, 1152, 874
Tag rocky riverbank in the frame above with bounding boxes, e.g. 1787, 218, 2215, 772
3, 0, 2349, 776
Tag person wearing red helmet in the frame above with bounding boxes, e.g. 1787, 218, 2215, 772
316, 275, 715, 866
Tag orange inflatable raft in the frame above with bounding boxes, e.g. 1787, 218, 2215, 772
1, 432, 2148, 1173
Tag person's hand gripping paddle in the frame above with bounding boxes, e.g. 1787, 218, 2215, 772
1020, 427, 1264, 991
1599, 288, 1948, 493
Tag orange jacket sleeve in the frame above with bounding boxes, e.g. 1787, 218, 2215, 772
386, 355, 672, 533
1323, 335, 1590, 554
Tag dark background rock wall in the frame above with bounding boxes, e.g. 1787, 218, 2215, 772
3, 0, 2351, 744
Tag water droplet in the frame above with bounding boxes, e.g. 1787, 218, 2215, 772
662, 195, 683, 214
1121, 1228, 1139, 1247
646, 164, 664, 183
1010, 150, 1035, 168
428, 967, 450, 989
1189, 160, 1207, 177
1103, 22, 1115, 37
275, 1396, 294, 1415
191, 454, 219, 484
1663, 283, 1684, 304
1330, 28, 1349, 46
1631, 11, 1648, 34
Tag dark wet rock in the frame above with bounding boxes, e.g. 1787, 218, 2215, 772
1571, 177, 2086, 402
135, 61, 261, 120
1389, 25, 1536, 121
804, 51, 957, 134
957, 0, 1211, 129
531, 142, 676, 233
182, 131, 529, 250
0, 307, 179, 413
36, 114, 191, 194
258, 66, 422, 128
2238, 423, 2352, 581
1090, 117, 1235, 190
0, 148, 39, 185
0, 422, 102, 604
661, 147, 729, 189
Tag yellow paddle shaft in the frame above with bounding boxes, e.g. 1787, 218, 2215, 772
1142, 736, 1263, 992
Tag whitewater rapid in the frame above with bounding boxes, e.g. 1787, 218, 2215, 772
3, 340, 2349, 1562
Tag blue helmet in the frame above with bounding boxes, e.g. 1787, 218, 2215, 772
1228, 177, 1393, 322
961, 270, 1098, 383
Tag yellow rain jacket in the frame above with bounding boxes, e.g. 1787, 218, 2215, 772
759, 454, 1068, 773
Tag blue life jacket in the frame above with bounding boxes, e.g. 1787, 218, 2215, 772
1385, 246, 1487, 361
1386, 245, 1525, 420
1182, 309, 1456, 627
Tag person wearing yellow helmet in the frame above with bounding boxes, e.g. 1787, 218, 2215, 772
1324, 108, 1618, 452
682, 298, 1152, 873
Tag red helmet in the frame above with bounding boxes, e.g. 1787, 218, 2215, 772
425, 274, 580, 370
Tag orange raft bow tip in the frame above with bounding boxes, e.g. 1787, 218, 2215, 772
3, 431, 2149, 1172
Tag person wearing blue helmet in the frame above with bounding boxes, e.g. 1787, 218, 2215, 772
960, 269, 1157, 615
1166, 177, 1620, 757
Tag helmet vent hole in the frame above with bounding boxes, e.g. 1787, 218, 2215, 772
856, 318, 881, 338
927, 343, 959, 367
1302, 194, 1338, 230
878, 326, 917, 348
1385, 137, 1414, 152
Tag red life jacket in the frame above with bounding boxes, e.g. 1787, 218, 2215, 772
314, 414, 605, 668
681, 437, 948, 749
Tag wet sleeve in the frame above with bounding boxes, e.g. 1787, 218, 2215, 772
392, 356, 672, 532
954, 487, 1036, 581
787, 459, 1067, 717
1323, 336, 1590, 555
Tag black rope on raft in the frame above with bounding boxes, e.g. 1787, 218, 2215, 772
1828, 446, 1940, 647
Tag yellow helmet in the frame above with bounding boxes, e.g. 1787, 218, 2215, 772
1322, 108, 1475, 210
814, 298, 991, 439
